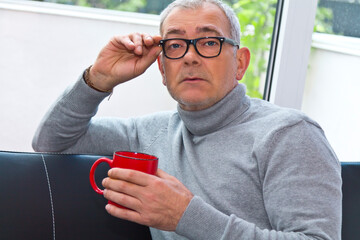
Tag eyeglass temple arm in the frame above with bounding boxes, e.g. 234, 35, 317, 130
224, 38, 240, 48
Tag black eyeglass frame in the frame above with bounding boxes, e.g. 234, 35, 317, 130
159, 36, 239, 59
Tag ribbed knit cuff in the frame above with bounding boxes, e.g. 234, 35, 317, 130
175, 196, 229, 240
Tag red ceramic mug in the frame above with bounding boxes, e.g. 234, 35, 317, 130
89, 151, 158, 208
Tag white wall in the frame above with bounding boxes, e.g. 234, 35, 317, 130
0, 1, 176, 152
302, 33, 360, 162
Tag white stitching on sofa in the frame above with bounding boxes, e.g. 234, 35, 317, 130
41, 154, 56, 240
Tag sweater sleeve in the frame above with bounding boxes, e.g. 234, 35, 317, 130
32, 73, 132, 155
176, 120, 342, 240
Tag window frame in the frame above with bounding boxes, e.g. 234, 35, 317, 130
265, 0, 318, 110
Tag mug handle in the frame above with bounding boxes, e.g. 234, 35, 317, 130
89, 157, 112, 195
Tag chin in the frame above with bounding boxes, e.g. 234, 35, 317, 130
177, 97, 215, 111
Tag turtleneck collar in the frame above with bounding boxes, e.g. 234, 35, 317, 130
177, 83, 250, 136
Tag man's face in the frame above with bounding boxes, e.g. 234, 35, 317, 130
158, 3, 249, 111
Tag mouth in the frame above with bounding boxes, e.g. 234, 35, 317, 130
182, 77, 205, 82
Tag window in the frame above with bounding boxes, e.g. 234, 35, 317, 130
315, 0, 360, 38
301, 0, 360, 162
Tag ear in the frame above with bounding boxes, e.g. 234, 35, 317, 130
235, 47, 251, 80
157, 54, 166, 86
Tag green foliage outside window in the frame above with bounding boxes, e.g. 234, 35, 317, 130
232, 0, 277, 98
314, 7, 333, 34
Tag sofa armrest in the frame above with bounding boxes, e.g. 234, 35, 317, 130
0, 151, 152, 240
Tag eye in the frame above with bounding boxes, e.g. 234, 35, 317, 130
199, 38, 220, 48
169, 43, 181, 49
165, 40, 185, 51
205, 40, 217, 47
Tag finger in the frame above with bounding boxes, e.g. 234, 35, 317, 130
108, 168, 154, 186
102, 177, 141, 198
103, 189, 141, 210
105, 203, 146, 225
142, 33, 154, 47
129, 33, 144, 55
144, 45, 162, 63
113, 35, 135, 51
141, 34, 161, 46
137, 41, 162, 68
152, 35, 162, 45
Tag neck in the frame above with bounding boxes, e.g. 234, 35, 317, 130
177, 83, 250, 135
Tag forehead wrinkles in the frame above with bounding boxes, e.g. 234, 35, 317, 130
196, 25, 222, 35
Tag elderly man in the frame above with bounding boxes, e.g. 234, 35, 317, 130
33, 0, 342, 239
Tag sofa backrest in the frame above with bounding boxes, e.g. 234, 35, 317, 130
0, 151, 152, 240
0, 151, 359, 240
341, 162, 360, 240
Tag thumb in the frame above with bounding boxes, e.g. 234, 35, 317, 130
148, 45, 162, 62
136, 45, 162, 73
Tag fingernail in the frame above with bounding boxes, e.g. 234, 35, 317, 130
105, 204, 110, 211
102, 178, 106, 186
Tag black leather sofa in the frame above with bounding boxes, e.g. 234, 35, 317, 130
0, 151, 152, 240
0, 150, 359, 240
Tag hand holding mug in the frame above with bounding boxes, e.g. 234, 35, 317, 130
102, 168, 194, 231
90, 151, 194, 231
89, 151, 158, 208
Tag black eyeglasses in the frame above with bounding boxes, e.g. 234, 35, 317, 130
159, 37, 239, 59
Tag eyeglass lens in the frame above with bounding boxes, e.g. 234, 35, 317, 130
163, 38, 222, 59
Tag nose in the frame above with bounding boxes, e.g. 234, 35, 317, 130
183, 43, 201, 65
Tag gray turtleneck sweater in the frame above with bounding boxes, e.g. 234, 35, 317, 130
33, 76, 342, 240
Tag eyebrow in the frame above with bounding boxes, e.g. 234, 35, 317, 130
164, 28, 186, 38
164, 25, 223, 38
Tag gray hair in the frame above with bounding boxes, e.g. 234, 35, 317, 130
159, 0, 241, 44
